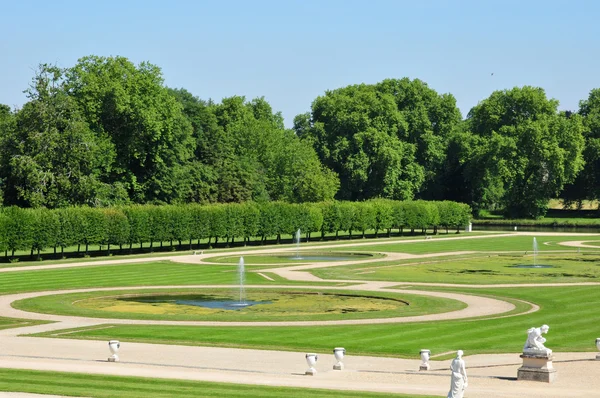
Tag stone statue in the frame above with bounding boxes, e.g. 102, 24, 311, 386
523, 325, 552, 355
447, 350, 468, 398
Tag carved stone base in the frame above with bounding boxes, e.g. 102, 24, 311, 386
517, 354, 556, 383
305, 368, 317, 376
333, 363, 344, 370
419, 364, 430, 371
596, 354, 600, 361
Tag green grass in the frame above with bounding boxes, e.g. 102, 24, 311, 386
0, 260, 338, 295
208, 252, 380, 264
310, 252, 600, 284
473, 217, 600, 226
0, 317, 46, 330
327, 234, 600, 254
13, 288, 466, 322
36, 285, 599, 358
0, 368, 431, 398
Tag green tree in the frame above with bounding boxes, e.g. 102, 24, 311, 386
375, 78, 462, 199
123, 205, 151, 250
466, 87, 585, 218
30, 208, 60, 259
103, 208, 129, 254
2, 65, 116, 208
2, 206, 34, 257
66, 56, 195, 203
562, 90, 600, 207
301, 83, 424, 200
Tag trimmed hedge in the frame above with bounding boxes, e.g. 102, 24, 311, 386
0, 200, 471, 258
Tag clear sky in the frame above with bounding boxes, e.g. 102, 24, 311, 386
1, 0, 599, 126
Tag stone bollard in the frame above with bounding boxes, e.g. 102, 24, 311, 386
596, 338, 600, 360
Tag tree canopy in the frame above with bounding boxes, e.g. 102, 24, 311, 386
1, 56, 599, 219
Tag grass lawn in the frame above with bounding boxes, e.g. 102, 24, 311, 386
35, 285, 598, 358
327, 234, 600, 254
0, 261, 336, 295
0, 317, 46, 330
13, 288, 466, 322
310, 252, 600, 284
207, 252, 380, 265
0, 368, 431, 398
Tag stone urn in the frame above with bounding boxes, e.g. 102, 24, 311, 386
333, 347, 345, 370
108, 340, 120, 362
305, 353, 318, 375
419, 349, 431, 371
596, 338, 600, 360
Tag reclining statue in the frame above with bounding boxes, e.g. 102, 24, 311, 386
523, 324, 552, 355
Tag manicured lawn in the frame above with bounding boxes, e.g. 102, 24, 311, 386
13, 288, 466, 322
0, 261, 327, 295
35, 285, 598, 358
310, 252, 600, 284
0, 368, 431, 398
327, 234, 600, 254
207, 252, 380, 265
0, 317, 45, 330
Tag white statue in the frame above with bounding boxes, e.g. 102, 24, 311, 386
523, 325, 552, 355
447, 350, 468, 398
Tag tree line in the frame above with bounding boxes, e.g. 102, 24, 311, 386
1, 55, 598, 218
0, 200, 471, 259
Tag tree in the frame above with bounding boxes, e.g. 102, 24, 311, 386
30, 208, 60, 259
375, 78, 462, 199
65, 56, 195, 203
206, 96, 339, 203
123, 205, 151, 250
2, 207, 34, 257
103, 208, 129, 254
0, 104, 15, 205
1, 65, 116, 208
562, 89, 600, 207
300, 83, 424, 200
465, 87, 585, 218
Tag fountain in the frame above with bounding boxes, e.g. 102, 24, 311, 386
284, 229, 372, 261
294, 229, 302, 259
231, 256, 248, 307
510, 237, 553, 268
533, 237, 538, 267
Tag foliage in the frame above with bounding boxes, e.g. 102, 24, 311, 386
464, 87, 585, 218
0, 200, 471, 257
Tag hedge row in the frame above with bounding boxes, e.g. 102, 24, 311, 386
0, 200, 471, 258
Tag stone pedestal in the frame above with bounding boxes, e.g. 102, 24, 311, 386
305, 367, 317, 376
596, 354, 600, 361
419, 349, 431, 371
517, 353, 557, 383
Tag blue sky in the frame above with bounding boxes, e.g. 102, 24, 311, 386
1, 0, 599, 126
